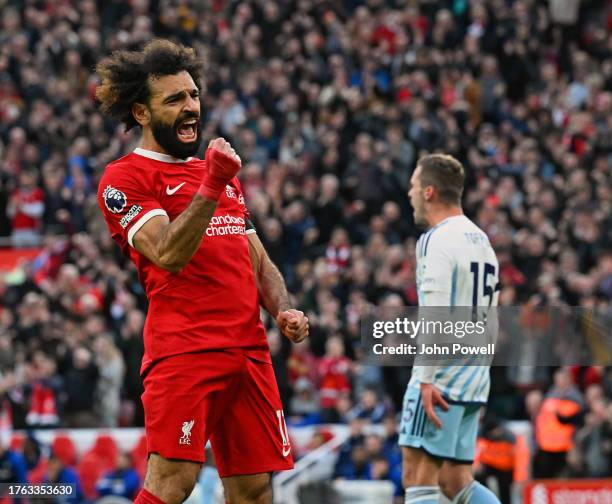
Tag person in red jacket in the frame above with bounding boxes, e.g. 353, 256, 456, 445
317, 335, 352, 421
7, 170, 44, 248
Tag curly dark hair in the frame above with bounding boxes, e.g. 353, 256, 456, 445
95, 39, 204, 131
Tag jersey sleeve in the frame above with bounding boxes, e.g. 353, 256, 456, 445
97, 166, 168, 250
232, 177, 256, 234
245, 219, 256, 234
416, 233, 455, 380
418, 233, 454, 296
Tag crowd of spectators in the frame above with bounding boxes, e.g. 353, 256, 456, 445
0, 434, 142, 502
0, 0, 611, 496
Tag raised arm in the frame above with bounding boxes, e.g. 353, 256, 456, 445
248, 231, 309, 343
133, 197, 216, 273
133, 139, 240, 273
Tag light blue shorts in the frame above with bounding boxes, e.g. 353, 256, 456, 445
398, 386, 481, 463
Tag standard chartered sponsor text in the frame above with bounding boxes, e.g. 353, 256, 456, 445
206, 214, 246, 237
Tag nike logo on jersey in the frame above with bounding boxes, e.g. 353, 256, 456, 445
282, 445, 291, 457
166, 182, 186, 195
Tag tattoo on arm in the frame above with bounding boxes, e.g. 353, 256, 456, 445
248, 234, 290, 317
259, 258, 291, 317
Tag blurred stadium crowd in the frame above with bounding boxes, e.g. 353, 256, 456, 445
0, 0, 611, 499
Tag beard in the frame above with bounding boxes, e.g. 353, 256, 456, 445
412, 205, 429, 228
150, 112, 202, 159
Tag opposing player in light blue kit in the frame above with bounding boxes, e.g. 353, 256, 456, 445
401, 154, 501, 504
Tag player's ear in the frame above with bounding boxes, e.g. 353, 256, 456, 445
132, 102, 151, 127
423, 185, 435, 201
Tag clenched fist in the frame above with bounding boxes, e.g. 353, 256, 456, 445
276, 309, 309, 343
207, 137, 241, 177
197, 137, 242, 201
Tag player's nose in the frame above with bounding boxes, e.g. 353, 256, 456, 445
184, 94, 200, 114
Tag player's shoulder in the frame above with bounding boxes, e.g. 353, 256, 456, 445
99, 153, 154, 191
417, 217, 456, 257
441, 215, 490, 239
101, 152, 140, 179
455, 215, 484, 233
451, 216, 493, 245
97, 154, 151, 216
446, 216, 496, 258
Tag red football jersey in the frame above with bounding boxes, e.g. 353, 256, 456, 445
97, 148, 268, 374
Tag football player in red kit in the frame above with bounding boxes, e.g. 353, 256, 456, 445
95, 40, 308, 504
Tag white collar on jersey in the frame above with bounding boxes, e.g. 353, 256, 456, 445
133, 147, 194, 163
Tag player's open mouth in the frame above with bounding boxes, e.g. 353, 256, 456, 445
177, 119, 198, 142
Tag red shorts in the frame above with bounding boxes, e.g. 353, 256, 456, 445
141, 349, 294, 477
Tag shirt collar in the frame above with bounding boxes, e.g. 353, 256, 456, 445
133, 147, 193, 163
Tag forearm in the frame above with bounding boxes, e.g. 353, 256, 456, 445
257, 257, 291, 318
155, 194, 217, 272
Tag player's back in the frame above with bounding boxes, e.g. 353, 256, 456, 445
416, 215, 499, 308
411, 215, 499, 403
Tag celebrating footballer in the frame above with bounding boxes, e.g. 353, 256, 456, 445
95, 40, 308, 504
